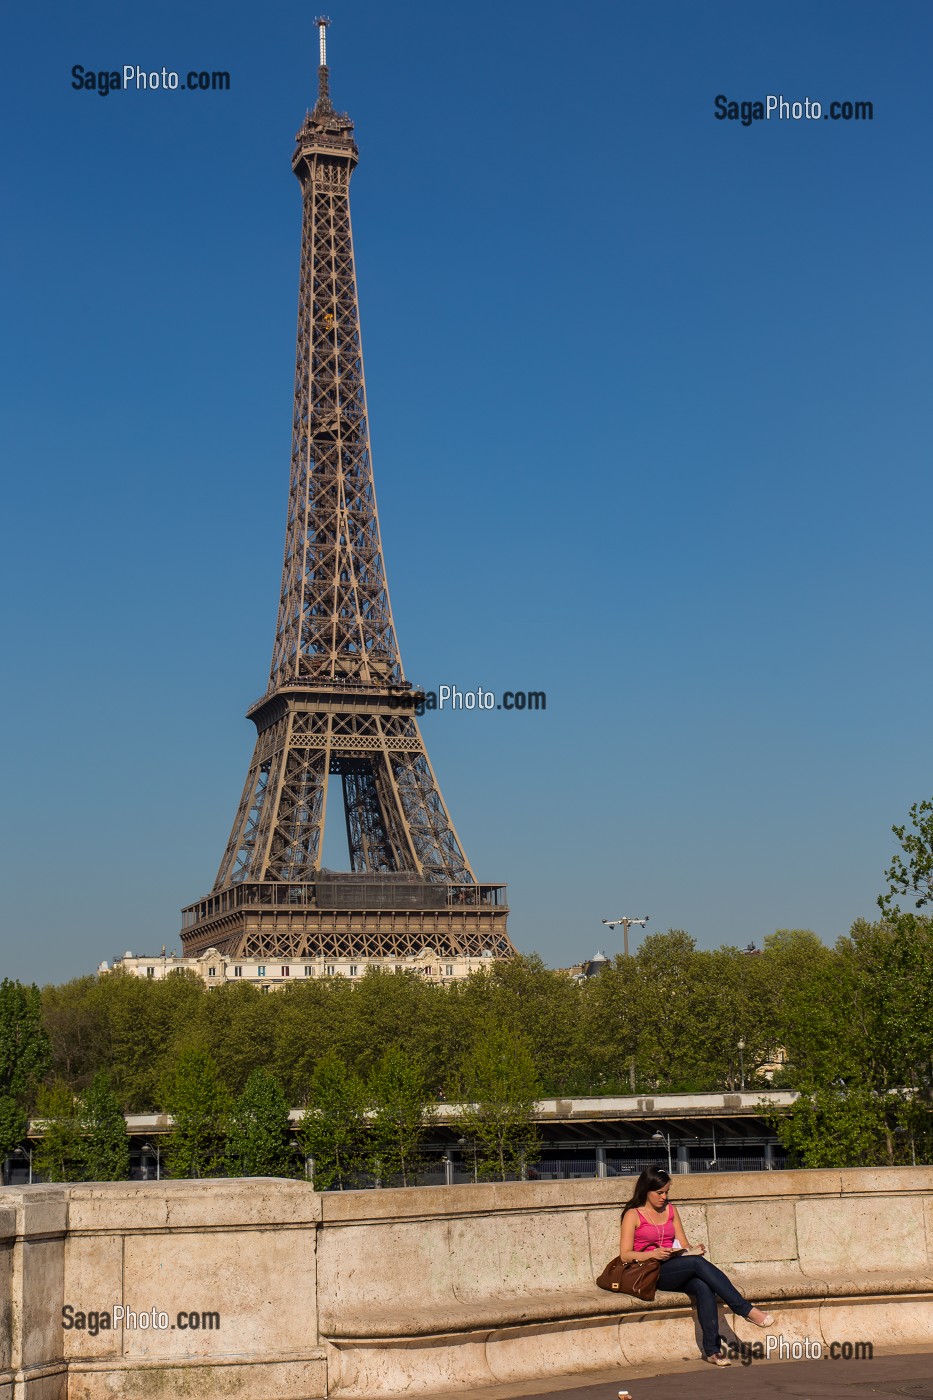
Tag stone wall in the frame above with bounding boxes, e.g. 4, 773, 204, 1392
3, 1168, 933, 1398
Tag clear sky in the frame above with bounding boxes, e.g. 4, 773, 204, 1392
2, 1, 931, 983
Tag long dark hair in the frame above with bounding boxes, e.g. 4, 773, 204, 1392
621, 1166, 671, 1216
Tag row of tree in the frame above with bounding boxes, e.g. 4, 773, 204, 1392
3, 799, 933, 1176
6, 1031, 539, 1186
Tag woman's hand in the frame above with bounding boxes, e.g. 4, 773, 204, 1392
649, 1247, 673, 1260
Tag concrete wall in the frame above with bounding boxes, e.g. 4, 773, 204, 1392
3, 1168, 933, 1399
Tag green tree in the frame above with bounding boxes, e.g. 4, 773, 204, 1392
41, 976, 108, 1092
80, 1072, 130, 1181
0, 1096, 28, 1168
32, 1080, 84, 1182
298, 1052, 367, 1190
772, 1084, 905, 1168
880, 798, 933, 915
457, 1023, 541, 1181
226, 1067, 294, 1177
0, 979, 50, 1106
161, 1049, 230, 1179
368, 1046, 434, 1187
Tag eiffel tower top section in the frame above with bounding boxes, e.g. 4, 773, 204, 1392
266, 16, 400, 705
293, 16, 358, 166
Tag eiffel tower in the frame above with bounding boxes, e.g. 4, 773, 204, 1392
181, 20, 514, 964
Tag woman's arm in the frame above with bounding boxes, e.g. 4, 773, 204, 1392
619, 1208, 671, 1263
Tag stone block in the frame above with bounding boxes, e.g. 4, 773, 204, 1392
326, 1334, 493, 1397
319, 1219, 454, 1313
796, 1194, 927, 1275
20, 1238, 65, 1371
449, 1210, 592, 1300
617, 1308, 700, 1366
819, 1294, 933, 1349
17, 1194, 68, 1241
584, 1204, 625, 1271
62, 1232, 124, 1359
705, 1199, 798, 1264
0, 1245, 11, 1370
7, 1364, 67, 1400
120, 1225, 317, 1359
67, 1355, 327, 1399
67, 1179, 320, 1234
485, 1314, 624, 1381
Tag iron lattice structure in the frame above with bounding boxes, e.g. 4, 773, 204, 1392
182, 23, 514, 963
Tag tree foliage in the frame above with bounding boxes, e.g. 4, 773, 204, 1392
0, 979, 50, 1107
161, 1049, 230, 1179
32, 1080, 84, 1182
81, 1071, 131, 1181
458, 1023, 541, 1180
298, 1052, 367, 1190
880, 798, 933, 915
367, 1046, 435, 1187
226, 1067, 294, 1178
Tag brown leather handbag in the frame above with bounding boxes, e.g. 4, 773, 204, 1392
596, 1254, 661, 1301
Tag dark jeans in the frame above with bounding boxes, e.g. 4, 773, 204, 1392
656, 1255, 753, 1356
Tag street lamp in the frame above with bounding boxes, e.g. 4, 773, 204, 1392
601, 915, 649, 960
601, 914, 649, 1094
13, 1144, 33, 1184
142, 1141, 161, 1181
457, 1136, 478, 1184
651, 1129, 672, 1175
290, 1137, 313, 1180
737, 1039, 746, 1091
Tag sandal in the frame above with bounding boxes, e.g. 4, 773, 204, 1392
705, 1353, 731, 1367
747, 1309, 774, 1327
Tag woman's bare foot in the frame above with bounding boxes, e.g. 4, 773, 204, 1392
747, 1307, 774, 1327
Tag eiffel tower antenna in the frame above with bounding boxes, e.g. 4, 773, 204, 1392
315, 15, 332, 110
181, 22, 515, 964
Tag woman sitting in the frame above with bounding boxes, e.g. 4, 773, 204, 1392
619, 1166, 774, 1367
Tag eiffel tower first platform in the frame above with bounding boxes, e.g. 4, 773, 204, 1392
181, 20, 515, 964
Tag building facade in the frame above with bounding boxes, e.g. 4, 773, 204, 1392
100, 945, 494, 990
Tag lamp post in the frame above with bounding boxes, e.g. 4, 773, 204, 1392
291, 1137, 313, 1180
601, 915, 649, 961
13, 1144, 33, 1184
651, 1129, 672, 1175
601, 914, 649, 1093
142, 1141, 161, 1181
458, 1136, 478, 1184
737, 1038, 746, 1091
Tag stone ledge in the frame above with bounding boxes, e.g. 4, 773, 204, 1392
318, 1167, 933, 1224
324, 1295, 933, 1398
322, 1271, 933, 1339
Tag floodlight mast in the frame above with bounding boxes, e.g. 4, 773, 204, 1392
601, 914, 649, 959
316, 14, 330, 66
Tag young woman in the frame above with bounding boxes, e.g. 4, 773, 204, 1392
618, 1166, 774, 1367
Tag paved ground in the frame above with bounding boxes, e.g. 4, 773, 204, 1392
420, 1347, 933, 1400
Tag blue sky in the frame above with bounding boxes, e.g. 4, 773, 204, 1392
2, 1, 931, 983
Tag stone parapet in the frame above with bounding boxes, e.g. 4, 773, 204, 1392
1, 1168, 932, 1397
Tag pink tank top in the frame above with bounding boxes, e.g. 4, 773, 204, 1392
631, 1205, 675, 1253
